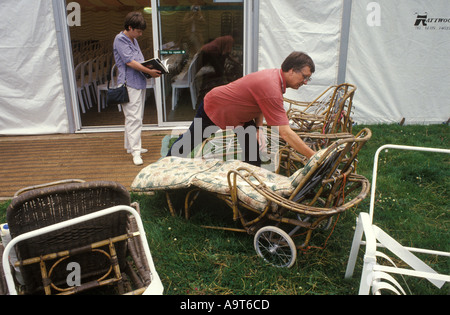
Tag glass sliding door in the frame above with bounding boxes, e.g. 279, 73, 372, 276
152, 0, 244, 125
68, 1, 156, 129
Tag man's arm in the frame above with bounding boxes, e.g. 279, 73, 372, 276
255, 114, 266, 150
278, 125, 315, 159
255, 113, 264, 128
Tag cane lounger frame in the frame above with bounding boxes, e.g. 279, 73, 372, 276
136, 129, 371, 267
204, 128, 371, 236
286, 83, 356, 137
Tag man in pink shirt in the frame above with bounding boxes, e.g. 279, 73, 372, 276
198, 33, 239, 78
167, 51, 316, 166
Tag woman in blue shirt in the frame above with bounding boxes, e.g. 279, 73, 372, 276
114, 12, 161, 165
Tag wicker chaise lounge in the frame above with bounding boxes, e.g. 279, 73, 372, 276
132, 129, 372, 267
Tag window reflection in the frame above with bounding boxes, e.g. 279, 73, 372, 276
159, 0, 243, 122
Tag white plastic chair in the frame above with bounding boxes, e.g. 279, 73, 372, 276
82, 59, 95, 110
171, 53, 200, 110
96, 63, 118, 112
74, 62, 87, 114
92, 55, 105, 93
345, 144, 450, 295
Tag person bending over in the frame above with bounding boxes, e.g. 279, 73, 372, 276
167, 51, 316, 166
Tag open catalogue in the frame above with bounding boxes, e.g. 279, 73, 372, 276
141, 58, 169, 78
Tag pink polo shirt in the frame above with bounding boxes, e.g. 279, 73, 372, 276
204, 69, 289, 129
201, 35, 234, 55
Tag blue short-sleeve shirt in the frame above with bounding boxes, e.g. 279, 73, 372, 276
113, 32, 146, 90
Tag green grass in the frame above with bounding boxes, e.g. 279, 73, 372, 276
1, 124, 448, 295
135, 123, 449, 295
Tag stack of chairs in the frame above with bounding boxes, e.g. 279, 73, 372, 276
195, 83, 362, 174
269, 83, 360, 175
284, 83, 357, 151
72, 40, 114, 114
72, 38, 154, 114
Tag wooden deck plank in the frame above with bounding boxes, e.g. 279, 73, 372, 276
0, 130, 171, 200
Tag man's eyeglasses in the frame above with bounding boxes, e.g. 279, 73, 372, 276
301, 72, 312, 83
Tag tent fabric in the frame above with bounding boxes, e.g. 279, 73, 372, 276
0, 0, 69, 135
258, 0, 343, 102
346, 0, 450, 125
0, 1, 448, 136
258, 0, 449, 125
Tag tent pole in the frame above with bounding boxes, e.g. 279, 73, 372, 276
337, 0, 353, 85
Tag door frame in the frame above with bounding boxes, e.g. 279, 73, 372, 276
61, 0, 260, 132
150, 0, 260, 129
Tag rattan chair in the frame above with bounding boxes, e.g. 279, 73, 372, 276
194, 84, 356, 157
132, 128, 372, 268
286, 84, 356, 146
284, 84, 340, 117
0, 180, 163, 295
191, 125, 359, 178
191, 85, 358, 169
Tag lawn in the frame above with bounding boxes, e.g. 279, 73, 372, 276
134, 123, 449, 295
0, 124, 448, 295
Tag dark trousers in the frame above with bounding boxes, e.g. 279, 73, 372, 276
167, 101, 261, 167
198, 51, 226, 77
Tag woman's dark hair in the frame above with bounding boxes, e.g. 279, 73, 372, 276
281, 51, 315, 73
124, 11, 147, 31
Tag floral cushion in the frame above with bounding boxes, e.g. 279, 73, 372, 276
131, 157, 222, 191
131, 149, 329, 211
288, 148, 328, 187
192, 160, 294, 211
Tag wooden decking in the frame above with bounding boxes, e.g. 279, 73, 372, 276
0, 130, 172, 200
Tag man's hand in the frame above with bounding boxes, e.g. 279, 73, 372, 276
278, 125, 315, 159
257, 128, 266, 152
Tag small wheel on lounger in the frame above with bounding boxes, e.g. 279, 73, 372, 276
254, 226, 297, 268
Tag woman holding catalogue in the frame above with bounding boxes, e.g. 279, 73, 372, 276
113, 11, 161, 165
